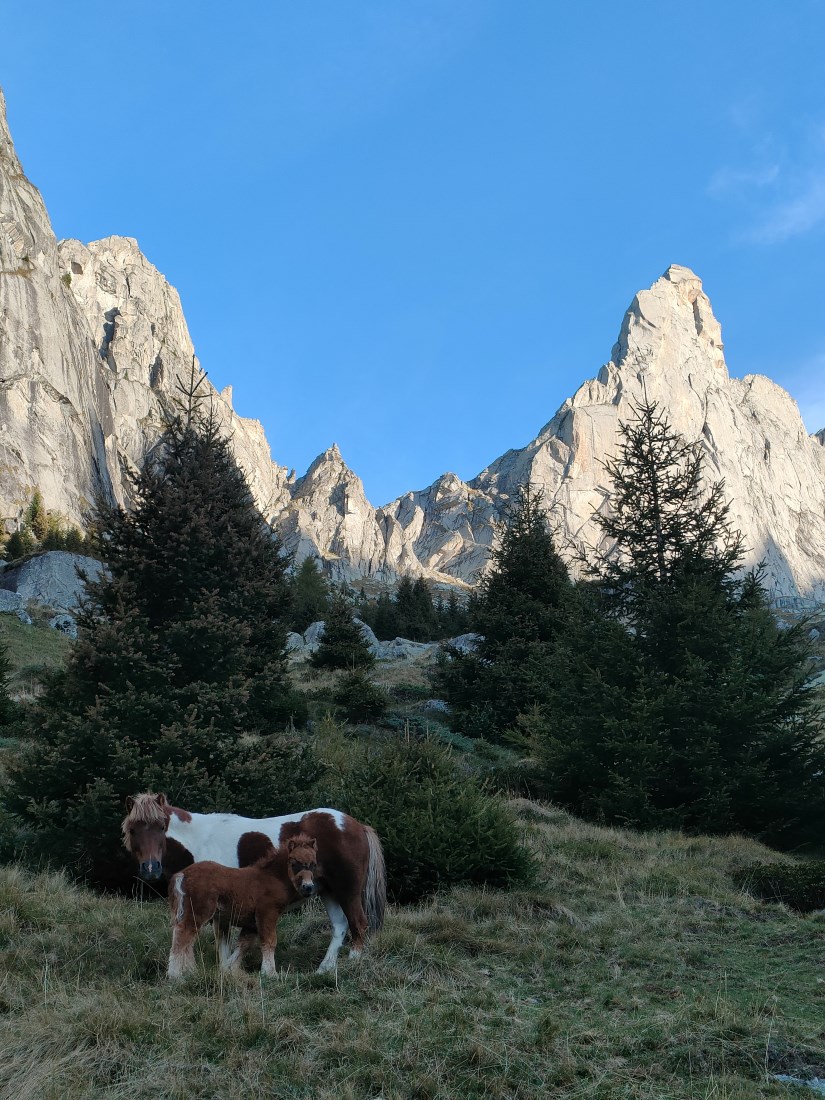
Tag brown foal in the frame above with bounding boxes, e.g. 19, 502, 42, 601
167, 834, 320, 979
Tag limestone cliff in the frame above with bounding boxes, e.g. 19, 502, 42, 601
1, 87, 824, 599
387, 266, 825, 601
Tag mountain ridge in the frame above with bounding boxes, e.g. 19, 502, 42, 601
1, 87, 824, 598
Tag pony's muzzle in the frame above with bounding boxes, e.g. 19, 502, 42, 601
301, 881, 316, 897
139, 860, 163, 881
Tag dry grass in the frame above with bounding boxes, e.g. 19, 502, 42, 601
0, 610, 69, 699
0, 803, 822, 1098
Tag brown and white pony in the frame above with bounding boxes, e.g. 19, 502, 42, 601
168, 834, 321, 979
122, 792, 385, 972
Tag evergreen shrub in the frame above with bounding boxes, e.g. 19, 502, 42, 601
323, 735, 535, 902
737, 862, 825, 913
333, 669, 387, 723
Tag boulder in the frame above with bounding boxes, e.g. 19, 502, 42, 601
0, 590, 25, 614
0, 551, 104, 612
302, 620, 326, 653
49, 613, 78, 639
376, 637, 438, 661
300, 618, 382, 656
445, 632, 483, 654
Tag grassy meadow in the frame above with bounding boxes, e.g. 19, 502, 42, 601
0, 621, 823, 1098
0, 803, 823, 1099
0, 610, 69, 701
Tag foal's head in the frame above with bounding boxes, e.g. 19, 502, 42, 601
121, 792, 171, 881
286, 835, 319, 898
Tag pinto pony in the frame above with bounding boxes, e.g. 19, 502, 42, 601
168, 834, 320, 978
122, 793, 385, 972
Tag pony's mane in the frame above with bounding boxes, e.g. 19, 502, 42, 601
121, 792, 168, 841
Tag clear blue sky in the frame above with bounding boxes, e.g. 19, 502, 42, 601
2, 1, 824, 505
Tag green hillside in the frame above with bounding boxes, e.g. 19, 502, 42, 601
0, 802, 822, 1099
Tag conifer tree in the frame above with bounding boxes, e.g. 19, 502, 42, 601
310, 588, 375, 670
4, 528, 34, 562
290, 556, 330, 633
25, 489, 49, 542
436, 484, 572, 740
370, 591, 398, 641
533, 399, 825, 844
4, 371, 314, 887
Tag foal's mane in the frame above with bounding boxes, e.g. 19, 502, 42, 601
121, 792, 169, 843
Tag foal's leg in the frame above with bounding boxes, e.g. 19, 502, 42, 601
212, 915, 237, 972
232, 931, 258, 973
168, 921, 198, 979
257, 910, 280, 977
317, 895, 350, 973
168, 875, 200, 979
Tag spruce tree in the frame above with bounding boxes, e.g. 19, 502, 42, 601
25, 489, 49, 542
4, 527, 35, 562
4, 373, 314, 887
533, 399, 825, 844
436, 484, 572, 740
370, 591, 399, 641
310, 588, 375, 670
290, 556, 330, 633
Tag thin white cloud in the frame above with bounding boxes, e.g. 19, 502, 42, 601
747, 174, 825, 244
709, 118, 825, 245
707, 162, 779, 196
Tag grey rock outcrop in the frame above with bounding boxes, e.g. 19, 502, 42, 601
0, 551, 103, 611
0, 587, 29, 623
1, 85, 824, 601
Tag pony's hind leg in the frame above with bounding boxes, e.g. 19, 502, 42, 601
317, 896, 349, 973
340, 898, 368, 960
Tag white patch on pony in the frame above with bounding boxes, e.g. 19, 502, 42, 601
166, 807, 345, 868
316, 897, 349, 973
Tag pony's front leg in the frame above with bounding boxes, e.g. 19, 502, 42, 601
317, 896, 349, 973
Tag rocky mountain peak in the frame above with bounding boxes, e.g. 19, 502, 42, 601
610, 264, 726, 390
1, 85, 824, 599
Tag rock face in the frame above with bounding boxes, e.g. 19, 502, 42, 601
384, 265, 825, 601
0, 88, 292, 533
0, 551, 104, 611
1, 86, 824, 600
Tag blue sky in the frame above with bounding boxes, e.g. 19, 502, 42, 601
2, 1, 824, 505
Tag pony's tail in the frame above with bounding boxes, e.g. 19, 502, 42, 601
170, 872, 186, 924
363, 826, 387, 934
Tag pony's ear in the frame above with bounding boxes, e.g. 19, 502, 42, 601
125, 795, 136, 812
308, 837, 318, 850
154, 793, 170, 809
287, 838, 298, 852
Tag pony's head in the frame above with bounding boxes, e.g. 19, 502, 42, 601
286, 834, 319, 898
121, 792, 171, 881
